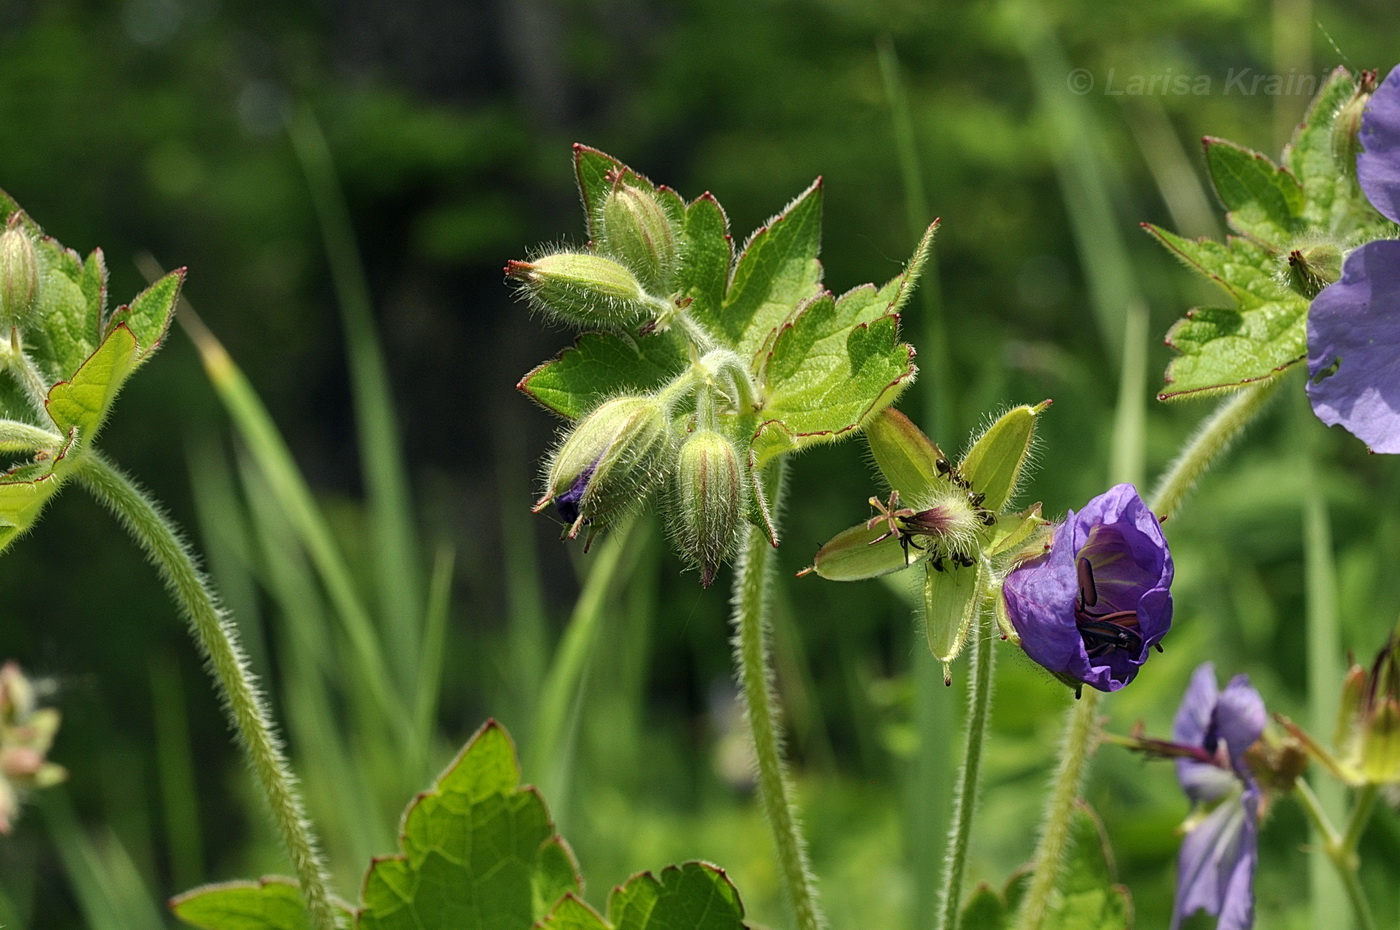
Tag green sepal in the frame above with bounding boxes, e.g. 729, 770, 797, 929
539, 863, 746, 930
1146, 225, 1308, 398
864, 407, 948, 503
170, 876, 349, 930
1203, 137, 1305, 246
985, 503, 1048, 558
958, 402, 1048, 514
807, 519, 926, 582
517, 329, 686, 420
923, 557, 984, 684
712, 179, 823, 360
357, 720, 581, 930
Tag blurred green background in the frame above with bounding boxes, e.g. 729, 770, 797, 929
1, 0, 1398, 927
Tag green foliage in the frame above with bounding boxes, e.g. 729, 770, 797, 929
1152, 68, 1397, 399
540, 864, 746, 930
171, 721, 748, 930
171, 878, 325, 930
959, 803, 1131, 930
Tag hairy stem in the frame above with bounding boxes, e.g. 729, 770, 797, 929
77, 452, 340, 930
1149, 376, 1284, 521
1015, 689, 1100, 930
936, 622, 996, 930
731, 460, 825, 930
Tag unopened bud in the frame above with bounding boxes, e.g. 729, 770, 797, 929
1286, 243, 1343, 298
0, 221, 40, 329
671, 429, 746, 587
600, 183, 679, 293
505, 251, 652, 329
1332, 69, 1378, 180
537, 395, 675, 537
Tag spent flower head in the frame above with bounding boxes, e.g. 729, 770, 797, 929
1306, 64, 1400, 452
999, 483, 1172, 694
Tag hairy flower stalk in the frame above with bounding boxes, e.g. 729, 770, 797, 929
77, 452, 341, 930
732, 461, 826, 930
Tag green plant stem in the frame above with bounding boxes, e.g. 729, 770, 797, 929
1292, 780, 1378, 930
76, 451, 340, 930
936, 623, 996, 930
1015, 689, 1100, 930
4, 338, 52, 420
732, 460, 826, 930
1149, 376, 1285, 521
0, 418, 61, 450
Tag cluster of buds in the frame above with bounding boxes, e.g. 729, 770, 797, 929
506, 169, 681, 333
0, 661, 66, 834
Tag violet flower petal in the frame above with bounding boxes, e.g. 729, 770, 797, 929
1306, 239, 1400, 454
1358, 65, 1400, 224
1171, 784, 1259, 930
1003, 484, 1173, 691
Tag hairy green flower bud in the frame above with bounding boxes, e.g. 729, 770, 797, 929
1332, 69, 1378, 180
505, 251, 652, 329
1285, 242, 1343, 298
670, 429, 746, 587
1335, 633, 1400, 785
536, 395, 675, 538
0, 222, 40, 330
600, 183, 679, 293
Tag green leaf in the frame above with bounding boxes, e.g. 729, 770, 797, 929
608, 863, 746, 930
171, 877, 326, 930
517, 329, 686, 420
542, 863, 746, 930
752, 310, 913, 464
574, 145, 628, 240
1038, 803, 1132, 930
1145, 226, 1308, 398
28, 241, 102, 386
1203, 137, 1304, 246
712, 180, 823, 360
1284, 67, 1367, 230
958, 883, 1010, 930
44, 324, 142, 443
679, 193, 732, 325
103, 268, 183, 358
357, 720, 581, 930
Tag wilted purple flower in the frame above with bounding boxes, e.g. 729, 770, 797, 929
1001, 483, 1172, 693
1170, 663, 1266, 930
1307, 65, 1400, 453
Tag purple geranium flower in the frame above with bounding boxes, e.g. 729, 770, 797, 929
1001, 483, 1173, 693
1170, 663, 1266, 930
1307, 65, 1400, 453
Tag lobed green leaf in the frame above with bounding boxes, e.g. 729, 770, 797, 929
541, 863, 746, 930
712, 180, 823, 361
170, 877, 329, 930
517, 329, 686, 420
356, 720, 581, 930
1203, 137, 1305, 246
